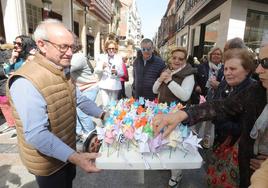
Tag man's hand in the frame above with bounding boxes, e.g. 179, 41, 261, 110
250, 154, 268, 171
152, 111, 188, 138
68, 152, 101, 173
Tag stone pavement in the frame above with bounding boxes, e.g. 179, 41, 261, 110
0, 66, 207, 188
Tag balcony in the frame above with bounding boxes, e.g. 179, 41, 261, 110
184, 0, 211, 23
176, 0, 185, 11
82, 0, 112, 24
176, 14, 185, 31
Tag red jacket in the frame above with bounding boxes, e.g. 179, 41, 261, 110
120, 62, 129, 82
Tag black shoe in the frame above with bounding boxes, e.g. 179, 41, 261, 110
10, 133, 17, 138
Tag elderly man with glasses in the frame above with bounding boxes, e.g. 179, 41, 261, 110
132, 38, 165, 100
7, 19, 105, 188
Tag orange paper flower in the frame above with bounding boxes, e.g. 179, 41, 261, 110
117, 110, 127, 120
137, 106, 145, 114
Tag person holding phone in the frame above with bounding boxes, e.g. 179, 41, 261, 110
95, 39, 124, 107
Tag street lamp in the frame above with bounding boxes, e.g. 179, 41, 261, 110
42, 0, 52, 19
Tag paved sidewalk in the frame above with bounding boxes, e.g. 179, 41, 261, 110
0, 121, 37, 188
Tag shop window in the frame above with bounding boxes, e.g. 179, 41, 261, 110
26, 3, 42, 34
181, 34, 187, 47
244, 9, 268, 53
203, 19, 219, 55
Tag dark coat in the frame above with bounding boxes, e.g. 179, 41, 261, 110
196, 62, 224, 96
185, 81, 266, 187
0, 43, 13, 64
212, 77, 253, 145
132, 54, 165, 101
196, 62, 210, 95
0, 46, 12, 96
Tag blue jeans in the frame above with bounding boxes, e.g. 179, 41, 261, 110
76, 86, 99, 135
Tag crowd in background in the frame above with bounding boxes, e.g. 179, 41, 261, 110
0, 18, 268, 188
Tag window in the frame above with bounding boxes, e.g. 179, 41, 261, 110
204, 19, 219, 55
26, 3, 42, 34
244, 9, 268, 52
181, 34, 187, 47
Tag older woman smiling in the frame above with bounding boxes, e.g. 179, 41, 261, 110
153, 48, 266, 187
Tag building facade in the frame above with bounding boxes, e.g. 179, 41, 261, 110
118, 0, 141, 59
0, 0, 113, 59
158, 0, 268, 59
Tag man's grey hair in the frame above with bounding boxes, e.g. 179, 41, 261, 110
224, 37, 247, 52
140, 38, 153, 46
33, 19, 64, 41
228, 37, 247, 49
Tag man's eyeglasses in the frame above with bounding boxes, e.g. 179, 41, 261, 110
13, 41, 22, 47
141, 47, 152, 52
255, 58, 268, 69
43, 39, 76, 53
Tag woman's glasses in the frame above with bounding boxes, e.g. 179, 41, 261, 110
255, 58, 268, 69
13, 41, 22, 47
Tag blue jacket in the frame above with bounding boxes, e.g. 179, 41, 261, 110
133, 54, 165, 100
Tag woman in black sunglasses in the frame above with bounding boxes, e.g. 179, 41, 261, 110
249, 41, 268, 188
9, 35, 37, 71
0, 35, 37, 137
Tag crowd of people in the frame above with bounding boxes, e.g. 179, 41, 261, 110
0, 18, 268, 188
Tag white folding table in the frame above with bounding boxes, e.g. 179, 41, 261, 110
96, 142, 203, 170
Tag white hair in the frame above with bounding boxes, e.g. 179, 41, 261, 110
33, 19, 64, 41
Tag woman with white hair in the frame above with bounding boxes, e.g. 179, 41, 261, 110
195, 47, 223, 99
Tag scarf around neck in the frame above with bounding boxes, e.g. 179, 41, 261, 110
250, 90, 268, 155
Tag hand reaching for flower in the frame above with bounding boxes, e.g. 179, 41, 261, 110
152, 110, 188, 138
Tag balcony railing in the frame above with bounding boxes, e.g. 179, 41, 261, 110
184, 0, 211, 23
176, 14, 185, 31
82, 0, 112, 23
176, 0, 185, 10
